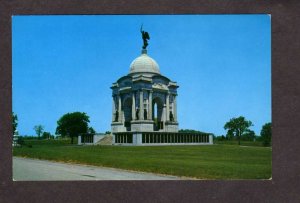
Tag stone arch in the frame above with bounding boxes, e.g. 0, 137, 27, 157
152, 97, 164, 131
123, 96, 132, 131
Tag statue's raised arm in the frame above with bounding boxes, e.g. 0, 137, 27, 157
140, 25, 150, 49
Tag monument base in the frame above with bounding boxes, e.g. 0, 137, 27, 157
165, 121, 179, 132
113, 131, 213, 146
131, 120, 154, 132
111, 122, 126, 133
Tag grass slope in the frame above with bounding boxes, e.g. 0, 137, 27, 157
13, 140, 272, 179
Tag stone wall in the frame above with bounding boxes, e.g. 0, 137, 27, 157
113, 132, 213, 146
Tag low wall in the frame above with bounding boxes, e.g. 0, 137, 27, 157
78, 133, 106, 145
113, 132, 213, 146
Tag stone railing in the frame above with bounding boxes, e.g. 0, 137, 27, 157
113, 132, 213, 146
78, 133, 106, 145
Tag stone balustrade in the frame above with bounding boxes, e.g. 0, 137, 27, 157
113, 132, 213, 145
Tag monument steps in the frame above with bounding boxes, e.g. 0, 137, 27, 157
96, 134, 113, 145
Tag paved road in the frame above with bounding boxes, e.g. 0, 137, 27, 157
13, 157, 188, 181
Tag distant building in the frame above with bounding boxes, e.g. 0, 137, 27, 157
12, 130, 20, 147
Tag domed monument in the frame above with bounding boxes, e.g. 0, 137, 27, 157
111, 27, 179, 134
110, 27, 212, 146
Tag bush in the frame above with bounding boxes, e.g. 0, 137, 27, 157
17, 136, 25, 146
215, 135, 227, 141
260, 123, 271, 147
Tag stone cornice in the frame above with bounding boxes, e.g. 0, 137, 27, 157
132, 75, 153, 83
119, 86, 132, 92
152, 83, 169, 91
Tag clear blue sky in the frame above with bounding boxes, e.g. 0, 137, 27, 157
12, 15, 271, 136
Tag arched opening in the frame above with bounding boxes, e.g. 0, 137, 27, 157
154, 103, 157, 119
152, 97, 164, 131
123, 97, 132, 131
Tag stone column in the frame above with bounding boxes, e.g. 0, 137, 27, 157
132, 92, 135, 120
148, 91, 153, 120
162, 104, 166, 122
112, 96, 116, 122
166, 93, 170, 121
209, 134, 213, 144
118, 95, 122, 122
145, 95, 148, 120
173, 95, 177, 122
139, 90, 143, 120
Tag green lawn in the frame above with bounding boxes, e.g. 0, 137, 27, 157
13, 139, 272, 179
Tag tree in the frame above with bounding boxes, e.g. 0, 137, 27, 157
88, 127, 96, 134
17, 136, 25, 146
216, 135, 226, 141
260, 122, 272, 146
42, 131, 52, 140
56, 112, 90, 144
179, 129, 205, 133
34, 125, 44, 139
12, 112, 18, 133
241, 129, 256, 141
224, 116, 253, 145
226, 129, 234, 140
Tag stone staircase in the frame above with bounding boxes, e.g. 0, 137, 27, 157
96, 134, 113, 145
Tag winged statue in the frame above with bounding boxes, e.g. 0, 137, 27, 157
140, 25, 150, 49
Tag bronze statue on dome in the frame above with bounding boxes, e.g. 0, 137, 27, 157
140, 25, 150, 49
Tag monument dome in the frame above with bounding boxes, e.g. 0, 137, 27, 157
129, 50, 160, 74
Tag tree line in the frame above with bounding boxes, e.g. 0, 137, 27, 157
12, 112, 96, 144
177, 116, 271, 146
222, 116, 271, 146
12, 112, 271, 146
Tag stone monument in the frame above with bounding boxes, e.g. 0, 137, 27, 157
110, 27, 213, 146
111, 27, 179, 134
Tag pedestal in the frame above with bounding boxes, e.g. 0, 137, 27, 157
111, 122, 126, 133
164, 121, 179, 132
131, 120, 154, 132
